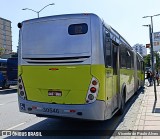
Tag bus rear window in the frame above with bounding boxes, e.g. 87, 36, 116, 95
68, 23, 88, 35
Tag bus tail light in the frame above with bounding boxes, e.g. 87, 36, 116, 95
86, 77, 99, 104
90, 87, 96, 93
92, 80, 97, 85
18, 76, 26, 100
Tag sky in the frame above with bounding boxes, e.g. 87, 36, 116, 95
1, 0, 160, 52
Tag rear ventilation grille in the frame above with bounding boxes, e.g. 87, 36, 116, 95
23, 56, 90, 64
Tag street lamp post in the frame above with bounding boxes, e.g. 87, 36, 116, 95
143, 25, 157, 101
142, 14, 160, 101
22, 3, 55, 18
148, 24, 157, 101
143, 24, 157, 101
143, 14, 160, 32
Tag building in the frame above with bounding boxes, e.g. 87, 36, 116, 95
0, 17, 12, 56
132, 44, 147, 56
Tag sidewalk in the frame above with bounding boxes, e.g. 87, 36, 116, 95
132, 83, 160, 139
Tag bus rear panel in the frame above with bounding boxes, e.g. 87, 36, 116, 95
18, 14, 107, 120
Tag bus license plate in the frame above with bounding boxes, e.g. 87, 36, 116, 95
48, 91, 62, 96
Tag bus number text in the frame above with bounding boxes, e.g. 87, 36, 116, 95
43, 108, 59, 113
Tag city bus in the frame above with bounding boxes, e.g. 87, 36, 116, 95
0, 59, 9, 89
17, 13, 144, 121
7, 57, 18, 86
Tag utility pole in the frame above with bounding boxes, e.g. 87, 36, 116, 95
142, 14, 160, 101
149, 25, 157, 101
143, 24, 157, 101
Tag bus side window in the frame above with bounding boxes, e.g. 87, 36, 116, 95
137, 56, 140, 70
120, 44, 126, 68
141, 61, 144, 74
112, 43, 117, 75
131, 52, 134, 69
126, 49, 131, 69
104, 31, 111, 67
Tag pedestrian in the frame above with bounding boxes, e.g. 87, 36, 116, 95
150, 71, 154, 86
146, 71, 152, 86
156, 71, 159, 86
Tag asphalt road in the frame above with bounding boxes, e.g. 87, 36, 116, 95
0, 86, 145, 139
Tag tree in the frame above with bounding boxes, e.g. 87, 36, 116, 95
143, 54, 151, 67
155, 52, 160, 71
143, 52, 160, 71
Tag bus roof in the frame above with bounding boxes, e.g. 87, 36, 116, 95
21, 13, 99, 24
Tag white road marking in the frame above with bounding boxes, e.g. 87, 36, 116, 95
0, 101, 17, 106
6, 122, 26, 130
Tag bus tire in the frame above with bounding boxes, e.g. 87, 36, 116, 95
118, 89, 126, 115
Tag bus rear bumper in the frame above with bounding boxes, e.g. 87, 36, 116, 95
18, 97, 106, 121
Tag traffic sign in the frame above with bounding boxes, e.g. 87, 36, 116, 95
153, 32, 160, 51
146, 44, 150, 48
